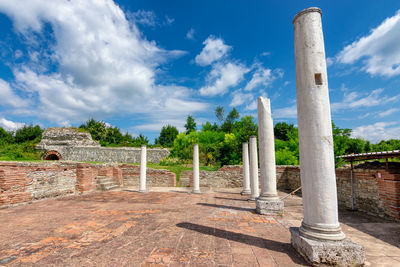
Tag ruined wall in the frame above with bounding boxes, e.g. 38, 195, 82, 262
181, 165, 300, 190
184, 165, 399, 221
120, 164, 176, 187
0, 161, 176, 208
37, 127, 170, 163
44, 146, 170, 164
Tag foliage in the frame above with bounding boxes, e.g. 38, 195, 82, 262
274, 122, 295, 141
79, 118, 147, 147
184, 115, 196, 134
0, 125, 43, 161
155, 124, 179, 147
15, 125, 43, 143
215, 106, 224, 124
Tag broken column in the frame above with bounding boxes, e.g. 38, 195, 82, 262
192, 143, 201, 193
256, 97, 284, 215
291, 7, 365, 265
241, 142, 251, 195
139, 144, 147, 193
248, 136, 259, 201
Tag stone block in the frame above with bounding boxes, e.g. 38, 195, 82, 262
290, 227, 365, 266
255, 199, 284, 215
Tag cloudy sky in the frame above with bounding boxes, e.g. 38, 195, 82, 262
0, 0, 399, 143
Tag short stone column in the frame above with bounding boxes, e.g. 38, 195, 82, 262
192, 144, 201, 194
291, 7, 364, 265
241, 142, 251, 195
248, 136, 259, 201
139, 145, 147, 193
256, 97, 284, 215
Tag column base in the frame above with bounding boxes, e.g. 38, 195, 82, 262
192, 189, 201, 194
247, 196, 257, 201
139, 189, 147, 193
240, 189, 251, 195
290, 227, 365, 266
256, 198, 284, 215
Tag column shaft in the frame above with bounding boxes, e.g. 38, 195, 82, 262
241, 142, 251, 195
257, 97, 279, 200
248, 136, 259, 201
192, 144, 201, 193
294, 7, 344, 241
139, 145, 147, 193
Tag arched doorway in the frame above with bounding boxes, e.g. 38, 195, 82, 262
42, 150, 63, 160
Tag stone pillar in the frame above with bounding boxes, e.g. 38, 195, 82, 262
241, 142, 251, 195
139, 145, 147, 193
192, 144, 201, 193
291, 7, 364, 266
248, 136, 259, 201
256, 97, 284, 214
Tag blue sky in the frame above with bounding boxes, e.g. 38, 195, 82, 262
0, 0, 399, 143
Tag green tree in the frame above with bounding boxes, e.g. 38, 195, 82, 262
221, 108, 240, 133
202, 122, 219, 131
215, 106, 224, 125
79, 119, 108, 142
274, 122, 295, 141
184, 115, 196, 134
132, 134, 149, 146
232, 116, 258, 144
156, 125, 179, 147
15, 125, 43, 143
0, 127, 14, 144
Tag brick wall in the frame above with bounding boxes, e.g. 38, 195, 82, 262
0, 161, 176, 208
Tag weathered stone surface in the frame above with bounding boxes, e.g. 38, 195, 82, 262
36, 127, 170, 163
37, 127, 100, 149
256, 199, 284, 215
290, 227, 365, 266
294, 7, 345, 241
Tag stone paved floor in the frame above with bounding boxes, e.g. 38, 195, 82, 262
0, 188, 399, 266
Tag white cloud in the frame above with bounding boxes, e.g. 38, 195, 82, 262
199, 62, 249, 96
244, 99, 257, 111
336, 10, 400, 76
378, 108, 400, 118
195, 36, 231, 66
0, 117, 25, 131
186, 28, 195, 40
352, 122, 400, 143
0, 0, 203, 127
272, 104, 297, 119
261, 51, 271, 56
0, 79, 28, 108
130, 10, 156, 27
331, 88, 400, 111
230, 90, 253, 107
244, 64, 282, 91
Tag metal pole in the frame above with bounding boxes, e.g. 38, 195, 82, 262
350, 160, 354, 210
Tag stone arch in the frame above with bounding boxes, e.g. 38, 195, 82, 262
43, 150, 63, 160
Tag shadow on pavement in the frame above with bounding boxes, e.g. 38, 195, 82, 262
176, 222, 307, 265
197, 202, 255, 212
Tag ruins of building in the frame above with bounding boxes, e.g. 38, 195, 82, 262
36, 127, 169, 163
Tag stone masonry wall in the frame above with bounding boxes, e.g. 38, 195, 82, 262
45, 146, 170, 164
0, 161, 176, 208
120, 164, 176, 187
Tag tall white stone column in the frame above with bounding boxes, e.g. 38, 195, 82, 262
192, 144, 201, 193
290, 7, 364, 266
248, 136, 259, 201
256, 97, 284, 214
139, 145, 147, 193
241, 142, 251, 195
